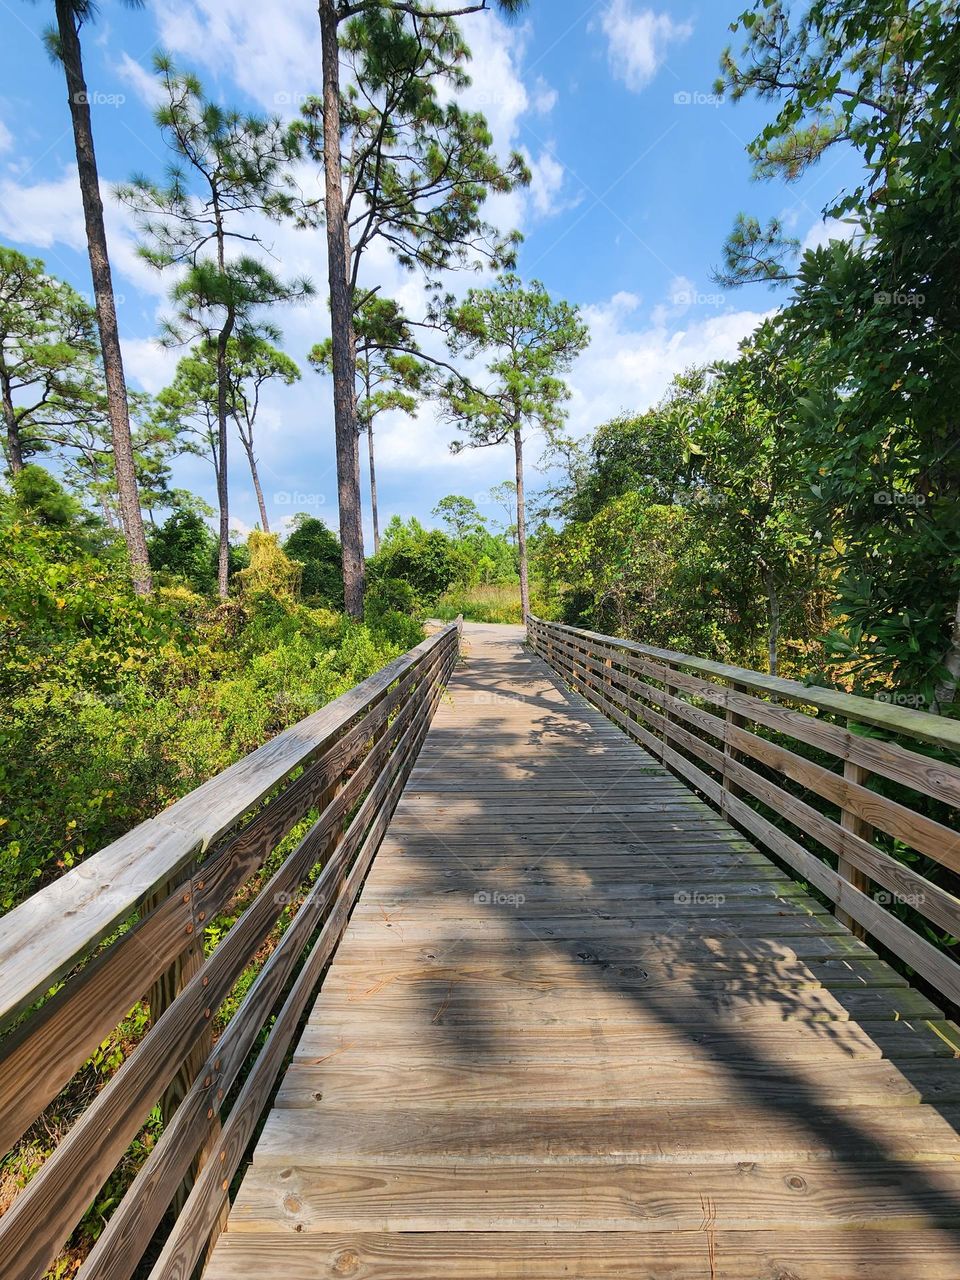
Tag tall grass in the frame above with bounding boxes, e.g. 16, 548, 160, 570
435, 583, 561, 625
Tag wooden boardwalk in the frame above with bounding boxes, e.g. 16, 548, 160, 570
206, 623, 960, 1279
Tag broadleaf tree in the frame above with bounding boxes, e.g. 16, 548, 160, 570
432, 494, 486, 542
719, 0, 960, 706
689, 324, 829, 677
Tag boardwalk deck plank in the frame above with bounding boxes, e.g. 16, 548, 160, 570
205, 623, 960, 1278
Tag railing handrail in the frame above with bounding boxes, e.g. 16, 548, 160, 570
0, 621, 459, 1028
0, 618, 461, 1280
528, 615, 960, 1014
530, 617, 960, 752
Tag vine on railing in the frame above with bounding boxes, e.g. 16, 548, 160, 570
528, 616, 960, 1011
0, 620, 460, 1280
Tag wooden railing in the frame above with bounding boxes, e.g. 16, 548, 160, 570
528, 616, 960, 1009
0, 620, 460, 1280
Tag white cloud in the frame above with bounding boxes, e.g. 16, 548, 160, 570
121, 337, 179, 394
451, 14, 533, 153
801, 216, 858, 255
153, 0, 321, 116
114, 53, 165, 110
0, 168, 85, 250
528, 150, 568, 218
566, 290, 773, 438
599, 2, 692, 92
0, 119, 12, 155
0, 166, 165, 299
532, 76, 558, 116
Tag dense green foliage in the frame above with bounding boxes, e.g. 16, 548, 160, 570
367, 502, 536, 621
5, 2, 960, 1272
0, 475, 419, 912
283, 514, 345, 607
711, 0, 960, 704
541, 358, 831, 675
539, 0, 960, 709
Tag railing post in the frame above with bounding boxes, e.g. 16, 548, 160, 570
146, 868, 212, 1215
658, 662, 675, 765
722, 679, 749, 811
837, 739, 872, 938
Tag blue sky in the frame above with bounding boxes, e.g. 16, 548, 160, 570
0, 0, 852, 542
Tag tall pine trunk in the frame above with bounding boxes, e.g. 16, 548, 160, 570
514, 426, 530, 622
211, 185, 234, 600
243, 440, 270, 532
0, 365, 22, 474
319, 0, 365, 617
55, 0, 151, 593
215, 321, 234, 598
367, 419, 380, 555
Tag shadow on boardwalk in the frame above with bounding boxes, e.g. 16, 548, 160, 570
209, 622, 960, 1279
386, 624, 960, 1254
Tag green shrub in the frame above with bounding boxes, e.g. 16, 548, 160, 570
0, 491, 419, 911
368, 516, 459, 608
148, 509, 217, 593
283, 514, 344, 608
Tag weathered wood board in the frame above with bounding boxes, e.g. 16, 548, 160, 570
206, 623, 960, 1279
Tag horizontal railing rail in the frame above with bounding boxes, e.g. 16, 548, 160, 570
528, 616, 960, 1009
0, 619, 461, 1280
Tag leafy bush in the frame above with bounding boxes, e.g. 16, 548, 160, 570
0, 486, 419, 911
283, 513, 344, 608
148, 509, 217, 592
368, 516, 460, 608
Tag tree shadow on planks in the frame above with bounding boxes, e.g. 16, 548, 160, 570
381, 624, 960, 1257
